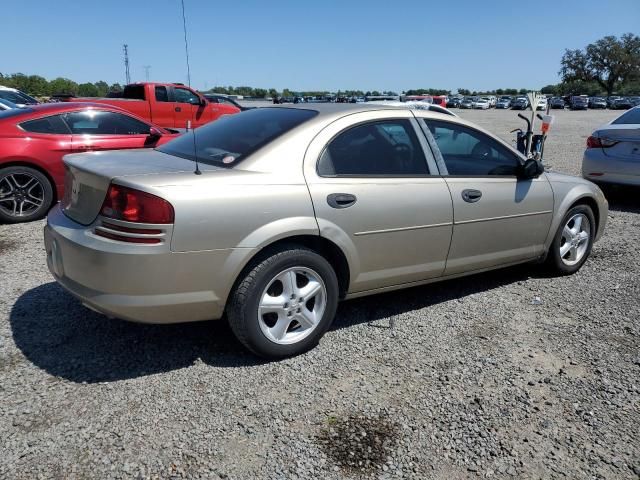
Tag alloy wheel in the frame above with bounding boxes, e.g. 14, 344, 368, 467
0, 172, 45, 218
559, 213, 591, 266
258, 267, 327, 345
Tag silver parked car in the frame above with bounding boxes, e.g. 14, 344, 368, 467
45, 105, 608, 358
582, 106, 640, 186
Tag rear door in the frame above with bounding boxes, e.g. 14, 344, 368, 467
422, 118, 553, 275
63, 110, 157, 152
304, 110, 453, 293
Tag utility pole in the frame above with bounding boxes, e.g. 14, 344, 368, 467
123, 44, 131, 84
143, 65, 151, 82
180, 0, 191, 87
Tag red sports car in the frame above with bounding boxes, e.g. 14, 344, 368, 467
0, 103, 179, 223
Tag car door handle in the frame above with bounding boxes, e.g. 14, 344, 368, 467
175, 107, 182, 112
461, 189, 482, 203
327, 193, 357, 209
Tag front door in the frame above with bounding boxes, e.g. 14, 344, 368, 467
422, 118, 553, 275
304, 110, 453, 294
173, 86, 206, 129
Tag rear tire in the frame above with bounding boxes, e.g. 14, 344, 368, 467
226, 246, 339, 358
0, 166, 53, 223
545, 205, 595, 275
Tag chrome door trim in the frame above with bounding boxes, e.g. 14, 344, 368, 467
354, 221, 453, 236
454, 210, 553, 225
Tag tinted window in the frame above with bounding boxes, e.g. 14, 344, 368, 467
424, 120, 520, 176
122, 85, 146, 100
218, 97, 239, 107
612, 108, 640, 124
155, 86, 169, 102
174, 87, 200, 104
0, 90, 37, 105
158, 107, 317, 167
318, 120, 429, 176
20, 115, 69, 134
63, 111, 150, 135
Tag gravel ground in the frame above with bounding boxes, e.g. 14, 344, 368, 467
1, 108, 638, 480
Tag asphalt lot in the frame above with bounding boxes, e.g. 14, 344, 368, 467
1, 108, 638, 479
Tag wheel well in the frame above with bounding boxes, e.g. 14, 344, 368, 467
241, 235, 351, 298
0, 161, 58, 202
569, 196, 600, 232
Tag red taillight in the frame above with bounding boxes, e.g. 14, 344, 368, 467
100, 184, 174, 224
586, 135, 617, 149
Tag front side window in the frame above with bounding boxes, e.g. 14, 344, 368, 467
157, 107, 318, 167
155, 86, 169, 102
20, 115, 69, 134
63, 111, 150, 135
174, 87, 200, 104
317, 120, 429, 176
424, 120, 520, 176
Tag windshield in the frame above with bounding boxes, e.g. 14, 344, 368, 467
157, 107, 318, 167
612, 108, 640, 125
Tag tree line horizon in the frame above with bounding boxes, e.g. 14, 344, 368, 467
2, 33, 638, 99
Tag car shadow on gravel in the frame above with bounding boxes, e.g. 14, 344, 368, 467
600, 185, 640, 213
10, 282, 264, 384
331, 264, 538, 331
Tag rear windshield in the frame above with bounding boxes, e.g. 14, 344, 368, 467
157, 107, 318, 167
612, 108, 640, 125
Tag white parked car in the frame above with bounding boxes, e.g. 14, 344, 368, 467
582, 106, 640, 186
473, 98, 491, 110
0, 86, 39, 107
536, 97, 548, 111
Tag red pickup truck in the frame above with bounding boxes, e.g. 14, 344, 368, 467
61, 82, 240, 129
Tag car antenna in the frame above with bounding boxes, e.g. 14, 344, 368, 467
187, 120, 201, 175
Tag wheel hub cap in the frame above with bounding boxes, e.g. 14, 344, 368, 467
559, 213, 591, 266
258, 267, 327, 345
0, 173, 45, 218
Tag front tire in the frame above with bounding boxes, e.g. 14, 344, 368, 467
0, 166, 53, 223
546, 205, 595, 275
226, 246, 339, 358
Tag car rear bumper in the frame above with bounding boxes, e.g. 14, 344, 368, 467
582, 150, 640, 186
44, 205, 248, 324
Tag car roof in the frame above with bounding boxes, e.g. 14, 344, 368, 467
11, 102, 132, 115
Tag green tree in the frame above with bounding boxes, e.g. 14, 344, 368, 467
94, 81, 109, 97
540, 84, 559, 95
78, 82, 99, 97
49, 77, 78, 95
109, 83, 123, 93
560, 33, 640, 96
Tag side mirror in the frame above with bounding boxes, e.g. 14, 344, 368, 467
198, 97, 207, 106
519, 158, 544, 179
149, 127, 163, 138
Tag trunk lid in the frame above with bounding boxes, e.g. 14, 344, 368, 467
595, 124, 640, 161
61, 148, 220, 225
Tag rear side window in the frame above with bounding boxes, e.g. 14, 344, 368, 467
158, 107, 318, 166
63, 111, 150, 135
612, 108, 640, 125
318, 120, 429, 176
122, 85, 146, 100
155, 86, 169, 102
20, 115, 69, 134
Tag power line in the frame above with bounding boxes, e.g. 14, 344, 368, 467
180, 0, 191, 87
123, 44, 131, 84
143, 65, 151, 82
